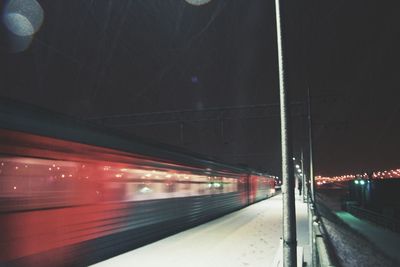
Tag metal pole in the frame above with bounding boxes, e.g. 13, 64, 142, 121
307, 87, 315, 202
307, 87, 317, 267
274, 0, 297, 265
301, 150, 306, 202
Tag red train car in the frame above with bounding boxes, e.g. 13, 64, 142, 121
0, 100, 276, 266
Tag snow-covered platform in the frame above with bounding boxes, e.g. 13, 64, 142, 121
92, 193, 310, 267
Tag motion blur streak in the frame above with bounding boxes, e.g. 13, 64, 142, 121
0, 128, 275, 266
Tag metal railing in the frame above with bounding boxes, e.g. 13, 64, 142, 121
308, 198, 337, 267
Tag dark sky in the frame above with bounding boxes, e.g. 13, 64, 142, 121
0, 0, 399, 176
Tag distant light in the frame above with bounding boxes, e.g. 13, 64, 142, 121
360, 180, 365, 185
13, 186, 17, 190
297, 169, 302, 173
140, 186, 152, 193
185, 0, 212, 6
214, 182, 221, 188
61, 174, 65, 178
354, 180, 359, 184
295, 164, 300, 169
293, 157, 296, 160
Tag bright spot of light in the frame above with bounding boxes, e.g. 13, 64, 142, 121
13, 186, 17, 190
185, 0, 212, 6
3, 0, 44, 36
3, 13, 34, 36
140, 186, 152, 193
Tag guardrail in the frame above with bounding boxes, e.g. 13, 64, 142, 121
309, 200, 337, 267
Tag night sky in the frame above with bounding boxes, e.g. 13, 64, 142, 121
0, 0, 399, 176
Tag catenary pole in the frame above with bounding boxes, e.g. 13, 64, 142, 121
301, 150, 306, 202
274, 0, 297, 265
307, 87, 315, 202
307, 87, 318, 267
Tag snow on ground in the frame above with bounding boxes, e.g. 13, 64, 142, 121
318, 191, 400, 266
92, 193, 310, 267
322, 216, 397, 267
335, 212, 400, 264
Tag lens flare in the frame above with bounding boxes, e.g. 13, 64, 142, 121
2, 0, 44, 52
185, 0, 212, 6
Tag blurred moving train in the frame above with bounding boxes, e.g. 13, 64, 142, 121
0, 100, 276, 267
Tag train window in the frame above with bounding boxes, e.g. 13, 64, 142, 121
0, 153, 246, 212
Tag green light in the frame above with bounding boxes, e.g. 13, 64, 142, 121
354, 180, 359, 184
360, 180, 365, 185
